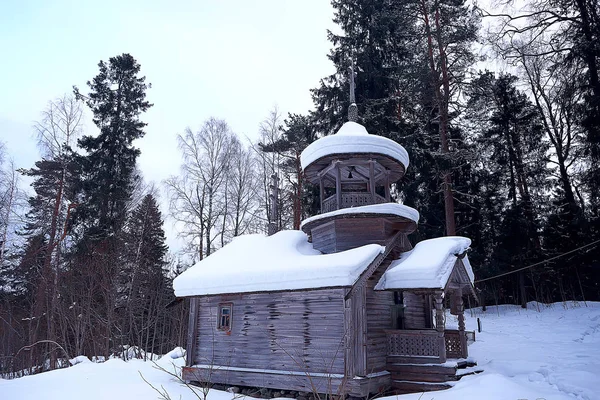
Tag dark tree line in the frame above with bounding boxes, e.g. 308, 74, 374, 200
260, 0, 600, 307
1, 0, 599, 380
0, 54, 186, 377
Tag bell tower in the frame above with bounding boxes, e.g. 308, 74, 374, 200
299, 63, 418, 255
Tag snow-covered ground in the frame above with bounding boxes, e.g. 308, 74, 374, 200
1, 302, 598, 400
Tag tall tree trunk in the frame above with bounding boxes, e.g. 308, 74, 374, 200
421, 0, 457, 235
434, 2, 457, 236
293, 153, 302, 230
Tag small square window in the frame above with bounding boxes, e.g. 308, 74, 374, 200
217, 303, 232, 331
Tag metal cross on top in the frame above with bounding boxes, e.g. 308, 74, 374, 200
348, 61, 358, 122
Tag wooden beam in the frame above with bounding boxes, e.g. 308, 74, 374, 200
373, 170, 389, 183
336, 164, 342, 210
317, 159, 340, 179
319, 177, 324, 213
320, 158, 385, 176
353, 283, 367, 376
344, 289, 354, 377
385, 172, 390, 201
317, 159, 391, 185
338, 158, 379, 167
369, 160, 375, 202
186, 297, 199, 368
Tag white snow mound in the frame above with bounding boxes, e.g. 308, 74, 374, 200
301, 203, 419, 229
1, 304, 598, 400
300, 121, 410, 170
376, 236, 473, 290
173, 230, 384, 297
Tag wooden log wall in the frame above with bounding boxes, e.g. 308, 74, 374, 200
363, 233, 412, 374
403, 292, 432, 330
182, 365, 391, 397
311, 221, 336, 254
193, 289, 346, 375
183, 366, 347, 395
365, 259, 394, 374
342, 232, 412, 377
311, 218, 414, 254
186, 298, 198, 367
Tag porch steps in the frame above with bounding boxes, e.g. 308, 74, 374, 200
388, 359, 481, 395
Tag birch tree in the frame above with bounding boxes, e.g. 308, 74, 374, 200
166, 118, 235, 259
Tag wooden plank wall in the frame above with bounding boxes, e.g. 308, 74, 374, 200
311, 218, 415, 255
334, 219, 387, 252
311, 219, 388, 254
311, 221, 336, 254
344, 232, 413, 376
183, 367, 346, 395
186, 298, 198, 367
351, 284, 367, 376
365, 258, 394, 373
403, 292, 432, 329
193, 289, 346, 375
364, 232, 413, 373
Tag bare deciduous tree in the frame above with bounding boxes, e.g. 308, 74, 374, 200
254, 107, 293, 232
226, 137, 260, 237
0, 158, 22, 266
166, 118, 238, 260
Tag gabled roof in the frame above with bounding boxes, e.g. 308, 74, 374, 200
173, 231, 384, 297
375, 236, 474, 291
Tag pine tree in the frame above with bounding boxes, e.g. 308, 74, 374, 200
18, 158, 78, 367
466, 72, 549, 306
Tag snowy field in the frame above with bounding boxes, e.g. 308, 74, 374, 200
1, 301, 599, 400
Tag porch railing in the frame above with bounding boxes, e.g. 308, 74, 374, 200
322, 192, 387, 213
386, 329, 471, 362
444, 329, 469, 359
386, 329, 444, 362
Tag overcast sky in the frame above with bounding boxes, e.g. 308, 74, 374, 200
0, 0, 337, 251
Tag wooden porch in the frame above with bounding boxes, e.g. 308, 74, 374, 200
385, 329, 477, 394
383, 289, 479, 394
385, 329, 469, 364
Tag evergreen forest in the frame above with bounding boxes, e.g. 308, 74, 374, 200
1, 0, 599, 378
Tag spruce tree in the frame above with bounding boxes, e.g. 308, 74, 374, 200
74, 53, 152, 239
119, 194, 168, 356
71, 53, 152, 356
311, 0, 479, 240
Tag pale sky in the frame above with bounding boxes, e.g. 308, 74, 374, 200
0, 0, 337, 251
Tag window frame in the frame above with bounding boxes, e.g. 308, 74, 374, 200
217, 302, 233, 331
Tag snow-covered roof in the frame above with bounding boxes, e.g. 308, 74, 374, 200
173, 230, 384, 297
300, 121, 410, 171
300, 203, 419, 230
375, 236, 474, 291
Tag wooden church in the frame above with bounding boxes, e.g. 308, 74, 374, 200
173, 74, 478, 397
